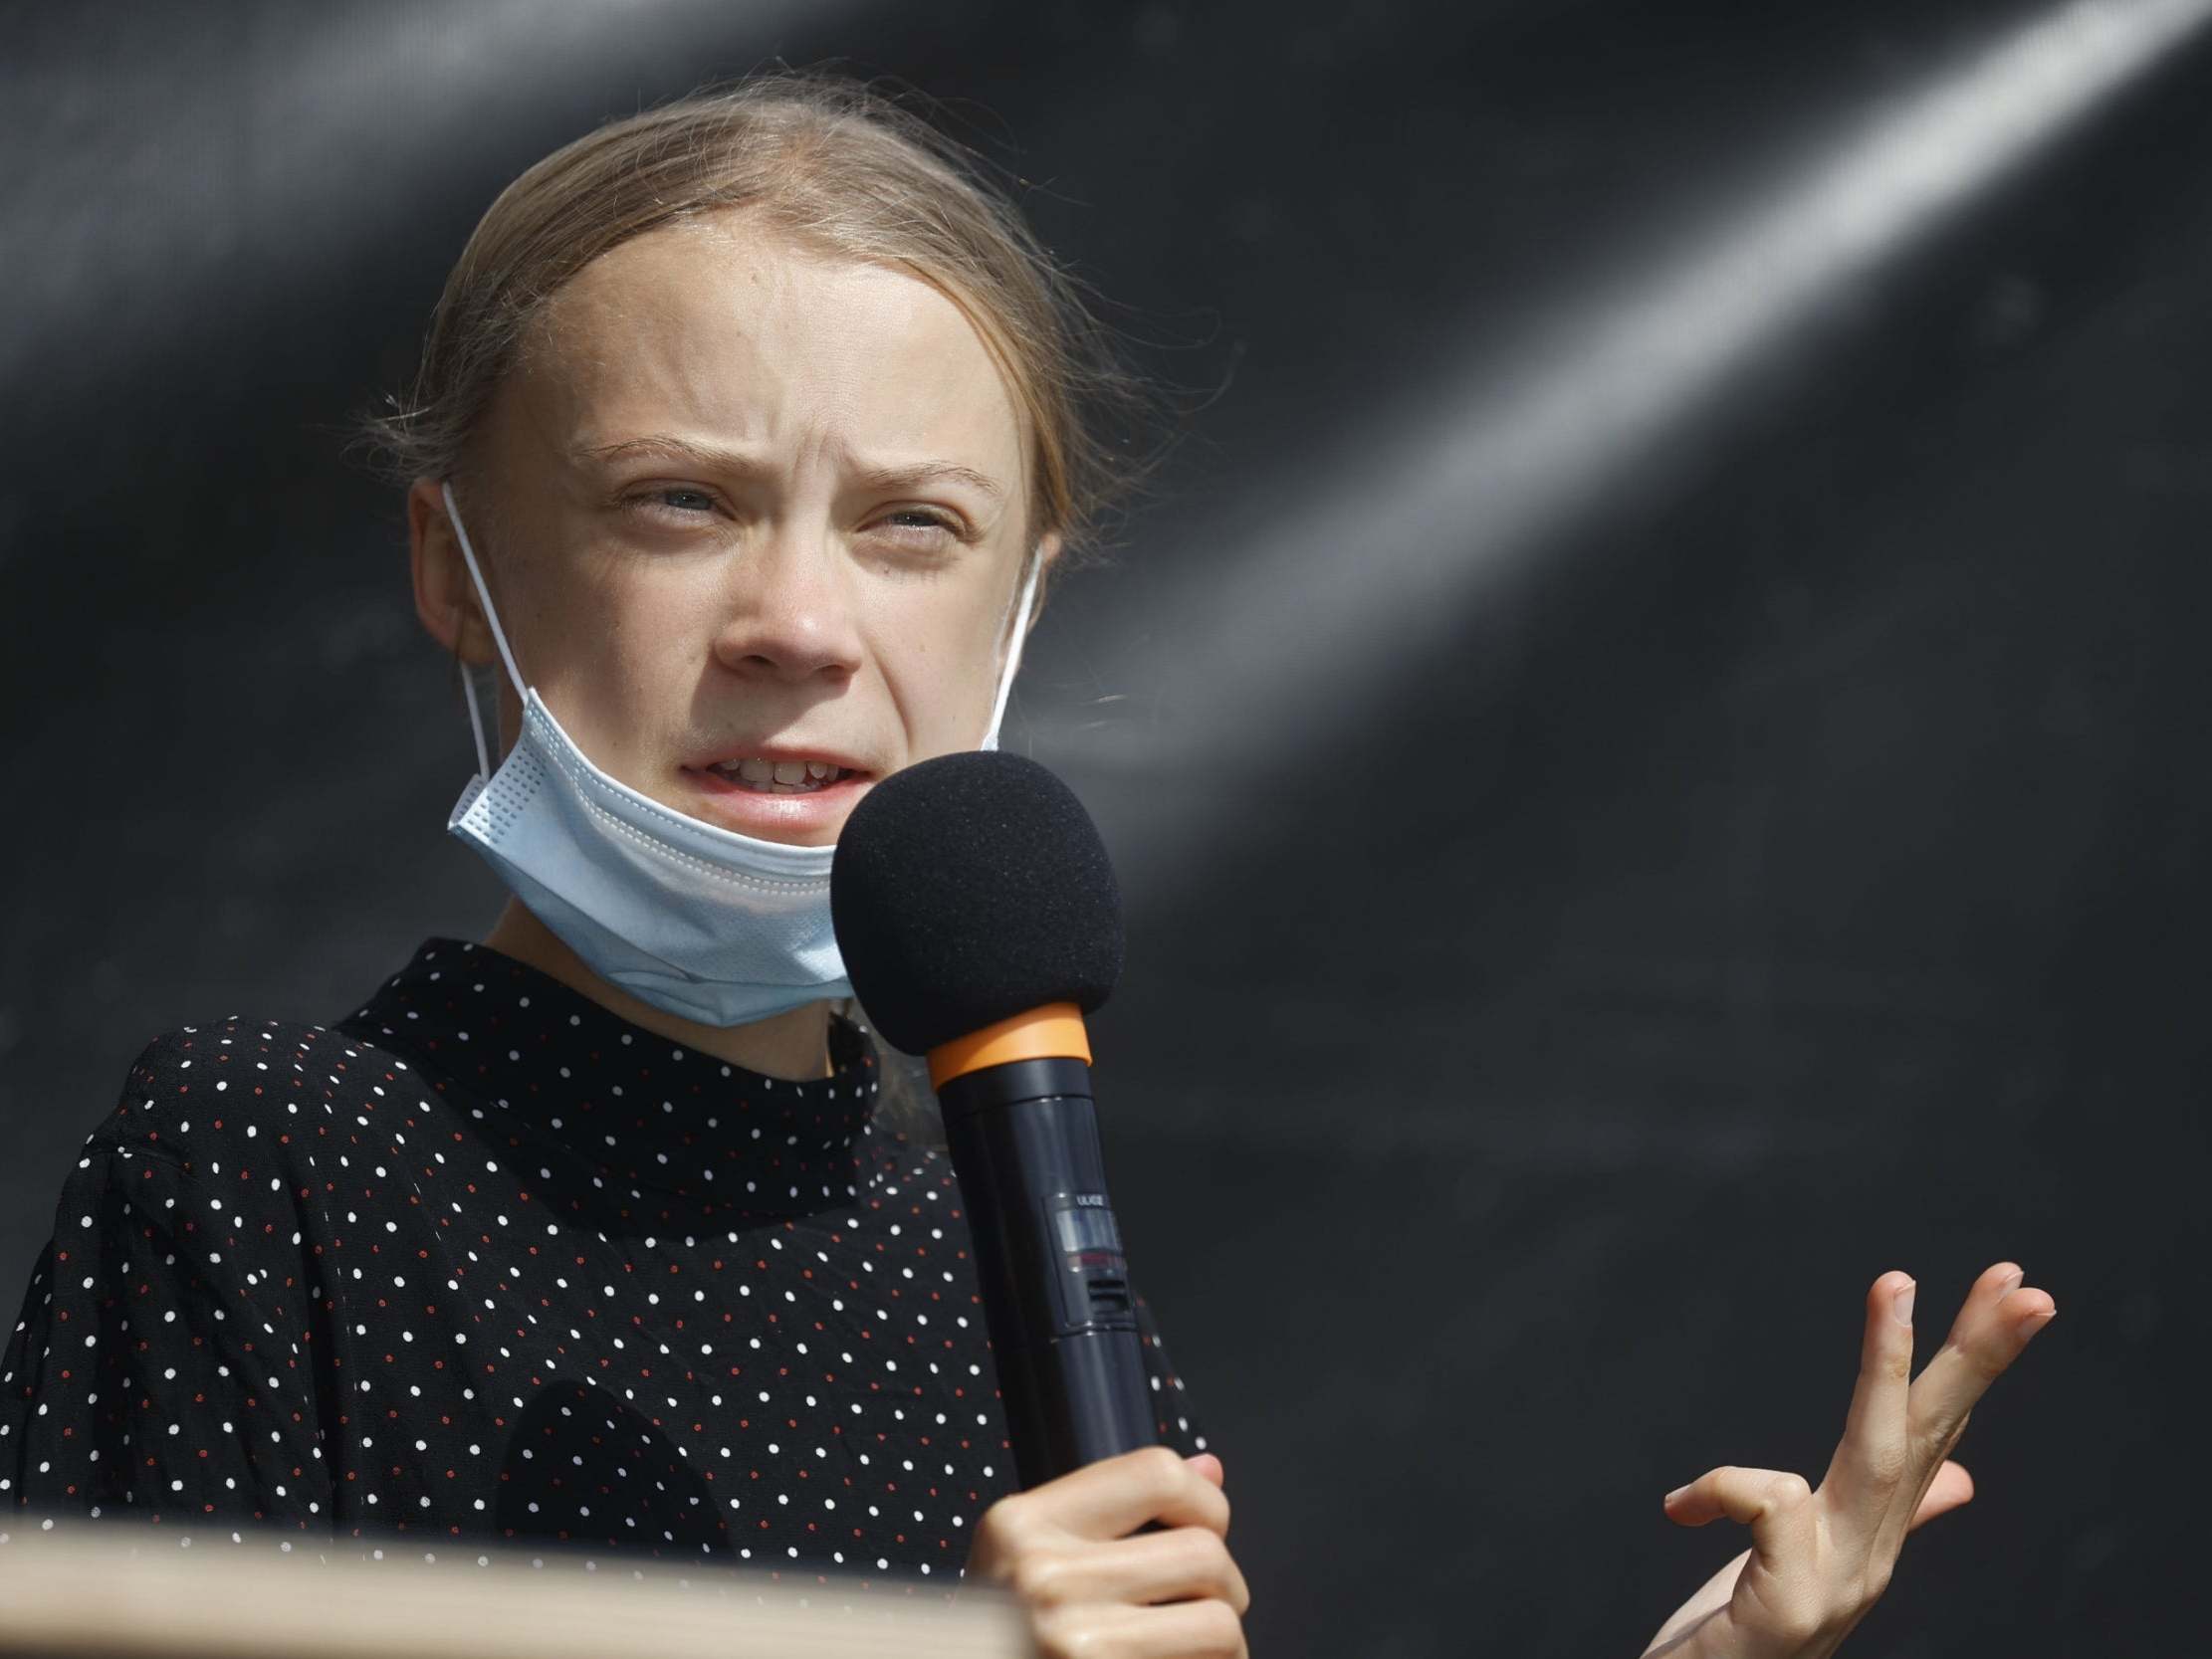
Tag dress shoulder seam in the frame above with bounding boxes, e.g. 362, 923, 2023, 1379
80, 1136, 195, 1179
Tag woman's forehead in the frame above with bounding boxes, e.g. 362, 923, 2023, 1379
508, 213, 1028, 484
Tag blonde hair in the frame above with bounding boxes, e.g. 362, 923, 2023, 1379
352, 66, 1179, 576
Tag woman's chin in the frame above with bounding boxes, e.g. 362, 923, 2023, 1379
678, 764, 871, 844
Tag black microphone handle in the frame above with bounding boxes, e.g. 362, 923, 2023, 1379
936, 1054, 1157, 1490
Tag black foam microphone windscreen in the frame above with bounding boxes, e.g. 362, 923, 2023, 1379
829, 751, 1123, 1055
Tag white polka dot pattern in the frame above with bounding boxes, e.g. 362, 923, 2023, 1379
0, 939, 1204, 1582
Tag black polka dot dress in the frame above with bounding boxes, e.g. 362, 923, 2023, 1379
0, 939, 1204, 1578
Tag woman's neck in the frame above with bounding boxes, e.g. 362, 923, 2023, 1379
479, 897, 837, 1080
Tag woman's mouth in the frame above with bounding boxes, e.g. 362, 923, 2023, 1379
681, 753, 872, 837
700, 756, 851, 795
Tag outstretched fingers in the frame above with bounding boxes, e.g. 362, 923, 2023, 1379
1822, 1270, 1918, 1516
1907, 1261, 2057, 1451
1645, 1267, 2052, 1659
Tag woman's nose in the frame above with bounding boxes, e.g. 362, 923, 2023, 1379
708, 532, 866, 686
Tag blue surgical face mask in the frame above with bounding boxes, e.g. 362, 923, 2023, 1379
437, 480, 1040, 1028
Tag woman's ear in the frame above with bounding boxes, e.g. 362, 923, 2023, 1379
1027, 528, 1065, 622
407, 477, 497, 665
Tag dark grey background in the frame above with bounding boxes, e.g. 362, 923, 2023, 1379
5, 2, 2207, 1654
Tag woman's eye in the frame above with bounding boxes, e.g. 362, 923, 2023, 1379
618, 491, 963, 543
879, 510, 961, 542
623, 486, 719, 519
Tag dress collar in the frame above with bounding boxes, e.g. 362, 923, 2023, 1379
336, 937, 880, 1217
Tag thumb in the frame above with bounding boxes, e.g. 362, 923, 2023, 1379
1909, 1459, 1974, 1530
1186, 1452, 1224, 1488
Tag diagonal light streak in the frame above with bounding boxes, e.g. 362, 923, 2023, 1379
1034, 0, 2212, 878
0, 0, 858, 395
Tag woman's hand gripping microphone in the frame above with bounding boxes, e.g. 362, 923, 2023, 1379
968, 1446, 1251, 1659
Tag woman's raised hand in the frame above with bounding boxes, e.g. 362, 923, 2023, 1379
1640, 1261, 2057, 1659
967, 1445, 1250, 1658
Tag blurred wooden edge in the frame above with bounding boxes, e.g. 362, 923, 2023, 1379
0, 1518, 1034, 1659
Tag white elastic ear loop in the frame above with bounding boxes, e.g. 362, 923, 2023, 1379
440, 480, 529, 780
458, 660, 495, 782
982, 551, 1043, 750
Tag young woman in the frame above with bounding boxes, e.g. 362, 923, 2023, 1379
0, 71, 2052, 1659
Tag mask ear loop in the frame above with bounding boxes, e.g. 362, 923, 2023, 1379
458, 660, 496, 783
982, 549, 1043, 752
440, 479, 530, 782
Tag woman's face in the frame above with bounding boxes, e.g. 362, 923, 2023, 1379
409, 208, 1052, 847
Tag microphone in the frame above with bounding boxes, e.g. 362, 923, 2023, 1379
830, 750, 1156, 1489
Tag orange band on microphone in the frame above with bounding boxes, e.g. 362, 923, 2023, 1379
927, 1002, 1091, 1088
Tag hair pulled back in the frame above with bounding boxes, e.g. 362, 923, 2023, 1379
354, 67, 1173, 572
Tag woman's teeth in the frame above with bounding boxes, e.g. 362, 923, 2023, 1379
707, 757, 846, 794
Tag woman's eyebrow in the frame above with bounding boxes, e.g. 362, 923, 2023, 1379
852, 460, 1006, 503
569, 434, 1006, 502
